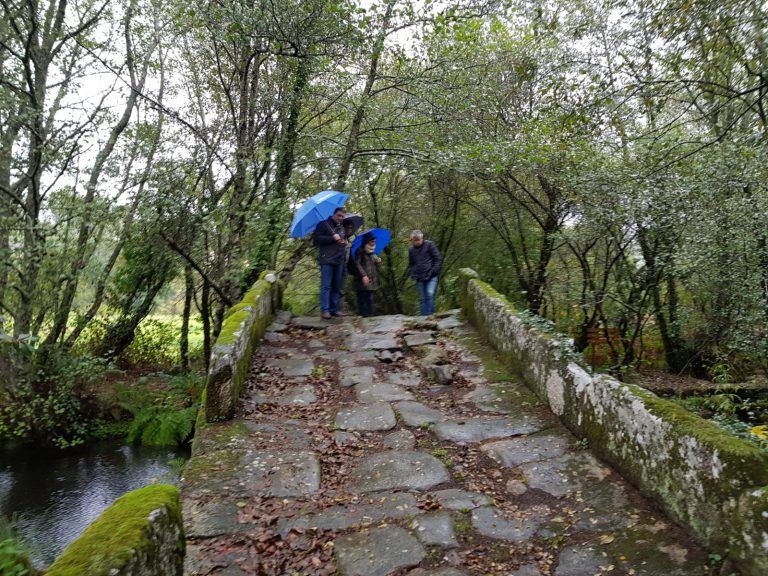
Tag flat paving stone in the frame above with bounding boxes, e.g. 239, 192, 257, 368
265, 357, 314, 377
334, 431, 359, 446
510, 564, 543, 576
243, 421, 312, 450
340, 365, 375, 388
471, 506, 543, 542
430, 488, 491, 510
394, 401, 448, 427
184, 543, 247, 576
275, 310, 292, 323
338, 351, 379, 368
464, 382, 536, 413
277, 491, 422, 535
249, 384, 316, 406
307, 338, 325, 348
268, 321, 288, 333
348, 333, 400, 351
349, 450, 450, 492
437, 316, 464, 330
356, 382, 414, 403
264, 331, 288, 342
572, 479, 632, 530
411, 511, 457, 547
183, 499, 247, 538
382, 429, 416, 449
336, 403, 396, 431
404, 332, 436, 347
519, 452, 610, 498
362, 315, 410, 333
481, 432, 571, 467
242, 450, 320, 497
336, 526, 425, 576
433, 415, 548, 443
554, 545, 605, 576
326, 324, 355, 338
388, 371, 422, 388
291, 316, 331, 330
408, 569, 466, 576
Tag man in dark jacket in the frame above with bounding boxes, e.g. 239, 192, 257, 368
313, 207, 347, 319
408, 230, 442, 316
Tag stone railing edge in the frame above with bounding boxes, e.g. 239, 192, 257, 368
204, 271, 279, 422
457, 267, 768, 575
46, 484, 183, 576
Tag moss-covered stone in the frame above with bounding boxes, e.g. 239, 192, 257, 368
47, 484, 183, 576
456, 268, 768, 575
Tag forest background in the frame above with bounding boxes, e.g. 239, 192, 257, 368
0, 0, 767, 449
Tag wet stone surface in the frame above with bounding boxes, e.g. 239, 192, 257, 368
335, 403, 397, 432
183, 311, 716, 576
336, 526, 425, 576
432, 415, 549, 444
349, 451, 449, 493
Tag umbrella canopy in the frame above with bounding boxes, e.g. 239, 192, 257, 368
289, 190, 349, 238
351, 228, 391, 257
342, 213, 364, 235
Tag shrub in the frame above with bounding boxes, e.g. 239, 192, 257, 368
0, 516, 36, 576
122, 318, 178, 369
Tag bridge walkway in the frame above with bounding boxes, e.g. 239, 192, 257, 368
182, 311, 712, 576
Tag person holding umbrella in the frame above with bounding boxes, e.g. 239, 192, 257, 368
313, 207, 348, 319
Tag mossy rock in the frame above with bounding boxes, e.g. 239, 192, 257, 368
47, 484, 183, 576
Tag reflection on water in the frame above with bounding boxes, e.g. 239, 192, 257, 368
0, 440, 188, 568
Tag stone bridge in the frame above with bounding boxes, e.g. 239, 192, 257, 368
181, 295, 721, 574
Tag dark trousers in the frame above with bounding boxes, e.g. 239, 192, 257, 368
320, 263, 344, 314
357, 290, 375, 317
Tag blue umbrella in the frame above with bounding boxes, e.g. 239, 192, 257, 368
351, 228, 391, 257
289, 190, 349, 238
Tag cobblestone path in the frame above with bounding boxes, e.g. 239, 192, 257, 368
182, 312, 718, 576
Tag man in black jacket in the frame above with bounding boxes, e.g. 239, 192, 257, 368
408, 230, 442, 316
313, 207, 347, 319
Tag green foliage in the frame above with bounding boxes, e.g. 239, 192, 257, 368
0, 516, 35, 576
118, 372, 202, 447
122, 317, 178, 368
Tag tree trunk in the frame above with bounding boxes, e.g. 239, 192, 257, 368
180, 265, 194, 372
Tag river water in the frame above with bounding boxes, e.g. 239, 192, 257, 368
0, 440, 188, 568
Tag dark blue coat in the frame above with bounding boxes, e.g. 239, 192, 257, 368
313, 218, 346, 265
408, 240, 442, 282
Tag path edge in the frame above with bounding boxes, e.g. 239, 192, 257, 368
204, 271, 280, 422
457, 267, 768, 575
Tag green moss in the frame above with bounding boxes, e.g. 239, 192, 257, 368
629, 384, 768, 482
47, 485, 181, 576
453, 332, 517, 383
182, 448, 243, 486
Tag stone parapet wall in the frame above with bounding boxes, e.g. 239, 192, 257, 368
204, 271, 279, 422
458, 268, 768, 575
46, 484, 183, 576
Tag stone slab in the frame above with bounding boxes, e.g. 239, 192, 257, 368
337, 351, 379, 368
291, 316, 331, 330
362, 315, 410, 333
336, 403, 396, 432
383, 429, 416, 450
394, 401, 448, 427
349, 450, 450, 493
437, 316, 464, 331
510, 565, 543, 576
264, 332, 288, 343
275, 310, 292, 324
183, 499, 247, 539
265, 357, 314, 377
339, 366, 375, 388
356, 382, 414, 403
554, 545, 605, 576
481, 432, 571, 467
432, 415, 548, 444
471, 506, 542, 542
243, 421, 312, 450
411, 511, 458, 547
408, 569, 466, 576
336, 526, 425, 576
405, 332, 437, 347
519, 453, 610, 498
388, 372, 422, 388
268, 321, 288, 333
348, 333, 400, 351
277, 491, 422, 535
242, 450, 320, 497
249, 384, 316, 406
464, 382, 537, 413
430, 489, 491, 511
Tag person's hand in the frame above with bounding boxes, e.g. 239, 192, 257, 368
362, 276, 370, 287
333, 233, 341, 241
374, 256, 382, 265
